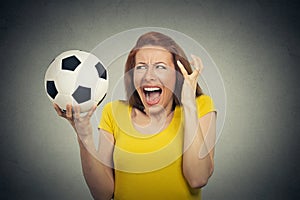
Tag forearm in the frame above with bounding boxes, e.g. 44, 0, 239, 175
54, 104, 114, 199
78, 136, 114, 200
182, 98, 214, 188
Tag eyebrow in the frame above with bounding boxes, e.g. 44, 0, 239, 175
135, 61, 168, 65
135, 62, 146, 65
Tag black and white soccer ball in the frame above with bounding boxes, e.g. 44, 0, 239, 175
44, 50, 108, 113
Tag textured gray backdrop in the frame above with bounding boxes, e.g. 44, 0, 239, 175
0, 0, 299, 199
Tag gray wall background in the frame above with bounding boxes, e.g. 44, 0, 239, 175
1, 0, 299, 199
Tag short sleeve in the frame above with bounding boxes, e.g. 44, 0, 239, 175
98, 102, 114, 135
196, 95, 216, 118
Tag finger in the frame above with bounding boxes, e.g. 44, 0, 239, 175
191, 54, 203, 72
189, 60, 195, 66
189, 55, 201, 79
53, 103, 63, 116
177, 60, 188, 77
86, 104, 97, 118
190, 55, 200, 73
66, 104, 73, 119
73, 104, 81, 120
191, 67, 200, 79
190, 54, 200, 69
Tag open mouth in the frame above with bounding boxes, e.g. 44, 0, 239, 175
143, 86, 162, 106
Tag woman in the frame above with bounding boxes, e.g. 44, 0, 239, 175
54, 32, 217, 200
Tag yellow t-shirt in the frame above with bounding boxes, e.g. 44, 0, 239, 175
99, 95, 215, 200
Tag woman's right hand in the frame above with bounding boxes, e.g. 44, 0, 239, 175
53, 103, 97, 139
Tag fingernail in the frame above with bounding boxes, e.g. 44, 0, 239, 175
177, 60, 183, 66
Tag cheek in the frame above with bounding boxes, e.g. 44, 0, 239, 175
158, 71, 176, 92
133, 71, 143, 88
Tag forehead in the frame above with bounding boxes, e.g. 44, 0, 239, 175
135, 46, 173, 63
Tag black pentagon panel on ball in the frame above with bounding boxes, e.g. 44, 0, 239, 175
62, 55, 81, 71
46, 81, 58, 99
95, 62, 107, 79
72, 86, 91, 104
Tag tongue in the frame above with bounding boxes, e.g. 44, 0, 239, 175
146, 91, 161, 105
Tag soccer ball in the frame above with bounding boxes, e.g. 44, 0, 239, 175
44, 50, 108, 113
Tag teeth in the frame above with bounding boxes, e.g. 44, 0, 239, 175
144, 87, 161, 92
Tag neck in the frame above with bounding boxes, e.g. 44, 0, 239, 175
144, 103, 173, 121
132, 105, 174, 134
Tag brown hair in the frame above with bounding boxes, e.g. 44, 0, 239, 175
124, 31, 203, 111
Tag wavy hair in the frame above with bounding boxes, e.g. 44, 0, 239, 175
124, 31, 203, 111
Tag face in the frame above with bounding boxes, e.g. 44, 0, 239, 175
133, 46, 176, 115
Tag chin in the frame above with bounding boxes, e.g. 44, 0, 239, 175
145, 104, 167, 115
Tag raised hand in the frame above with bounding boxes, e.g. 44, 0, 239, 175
177, 55, 203, 99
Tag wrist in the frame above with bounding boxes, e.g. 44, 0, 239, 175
77, 134, 97, 153
78, 133, 94, 145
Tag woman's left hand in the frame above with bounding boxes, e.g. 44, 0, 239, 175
177, 55, 203, 98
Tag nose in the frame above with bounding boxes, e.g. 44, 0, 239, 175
144, 66, 157, 81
